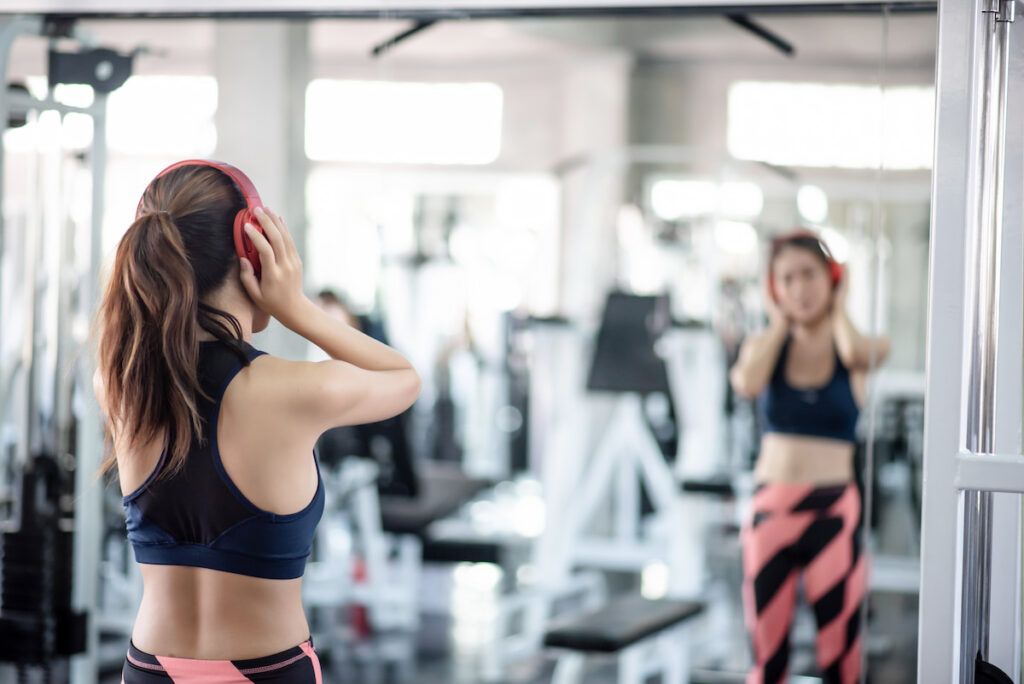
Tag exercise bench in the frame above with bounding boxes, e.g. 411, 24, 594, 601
544, 595, 704, 684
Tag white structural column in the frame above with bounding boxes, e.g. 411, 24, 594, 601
214, 20, 310, 359
918, 0, 1024, 682
557, 54, 632, 321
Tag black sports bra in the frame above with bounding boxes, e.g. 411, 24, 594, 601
123, 340, 325, 580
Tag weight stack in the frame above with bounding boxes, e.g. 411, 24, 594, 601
0, 458, 87, 667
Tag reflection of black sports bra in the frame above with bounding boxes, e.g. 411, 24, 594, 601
122, 340, 325, 580
757, 337, 859, 444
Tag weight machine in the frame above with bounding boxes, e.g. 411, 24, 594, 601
0, 15, 133, 684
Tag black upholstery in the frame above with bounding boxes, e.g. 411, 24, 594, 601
379, 463, 490, 535
544, 596, 704, 653
680, 476, 735, 497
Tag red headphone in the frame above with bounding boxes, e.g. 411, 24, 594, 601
768, 230, 843, 301
139, 159, 265, 277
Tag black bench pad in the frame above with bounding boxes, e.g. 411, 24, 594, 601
380, 464, 490, 535
544, 596, 704, 653
680, 476, 735, 497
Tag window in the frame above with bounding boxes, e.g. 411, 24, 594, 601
728, 81, 934, 170
305, 79, 503, 165
107, 75, 218, 156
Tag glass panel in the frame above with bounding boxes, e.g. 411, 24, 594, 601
0, 7, 935, 682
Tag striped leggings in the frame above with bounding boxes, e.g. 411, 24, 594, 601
122, 639, 322, 683
741, 482, 866, 684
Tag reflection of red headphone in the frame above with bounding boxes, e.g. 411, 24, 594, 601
768, 230, 843, 300
139, 159, 265, 277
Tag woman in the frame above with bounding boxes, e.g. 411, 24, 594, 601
93, 161, 421, 683
729, 231, 889, 684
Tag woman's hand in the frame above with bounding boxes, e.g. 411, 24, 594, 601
763, 278, 789, 333
832, 264, 849, 313
238, 207, 310, 329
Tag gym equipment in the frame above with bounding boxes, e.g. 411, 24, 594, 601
0, 15, 129, 682
544, 596, 703, 684
480, 296, 708, 682
144, 159, 267, 277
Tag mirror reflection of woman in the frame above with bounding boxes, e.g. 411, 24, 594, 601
729, 232, 889, 684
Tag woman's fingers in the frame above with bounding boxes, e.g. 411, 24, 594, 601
244, 221, 276, 269
262, 208, 297, 258
238, 257, 261, 300
253, 206, 284, 256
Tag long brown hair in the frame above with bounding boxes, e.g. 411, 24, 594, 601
95, 164, 252, 478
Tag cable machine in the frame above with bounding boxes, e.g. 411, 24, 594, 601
0, 16, 132, 684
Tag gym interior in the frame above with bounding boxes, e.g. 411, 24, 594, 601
0, 1, 1018, 683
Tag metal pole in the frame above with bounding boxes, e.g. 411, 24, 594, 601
0, 16, 42, 434
916, 0, 979, 678
961, 0, 1014, 680
70, 90, 107, 684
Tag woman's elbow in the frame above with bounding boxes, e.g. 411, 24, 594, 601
729, 369, 757, 399
405, 369, 423, 407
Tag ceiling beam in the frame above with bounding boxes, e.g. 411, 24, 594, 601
12, 1, 936, 20
371, 20, 438, 58
725, 13, 795, 56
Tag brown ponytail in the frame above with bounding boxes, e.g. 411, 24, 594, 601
97, 211, 202, 476
95, 164, 250, 478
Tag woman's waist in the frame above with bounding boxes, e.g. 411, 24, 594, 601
755, 432, 855, 485
133, 566, 309, 659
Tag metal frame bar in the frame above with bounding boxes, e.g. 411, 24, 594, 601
371, 20, 438, 58
724, 13, 796, 56
917, 0, 977, 679
0, 15, 109, 683
6, 1, 937, 20
919, 0, 1023, 681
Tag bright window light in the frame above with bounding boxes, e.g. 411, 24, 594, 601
728, 81, 934, 170
820, 226, 850, 263
720, 181, 763, 218
797, 184, 829, 223
650, 179, 718, 221
714, 220, 758, 255
107, 76, 217, 156
650, 179, 763, 221
306, 79, 503, 165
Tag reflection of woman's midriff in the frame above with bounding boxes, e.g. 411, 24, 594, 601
754, 432, 854, 485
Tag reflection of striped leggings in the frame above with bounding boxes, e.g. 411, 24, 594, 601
741, 483, 866, 684
122, 639, 322, 683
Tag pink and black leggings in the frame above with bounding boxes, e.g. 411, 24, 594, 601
122, 639, 322, 684
741, 482, 867, 684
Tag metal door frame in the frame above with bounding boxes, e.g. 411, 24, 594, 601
918, 0, 1023, 681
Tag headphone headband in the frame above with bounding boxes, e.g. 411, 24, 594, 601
771, 230, 835, 263
137, 159, 262, 217
768, 229, 843, 300
137, 159, 266, 277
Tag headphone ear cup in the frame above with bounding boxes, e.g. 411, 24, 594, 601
233, 208, 263, 277
831, 262, 843, 287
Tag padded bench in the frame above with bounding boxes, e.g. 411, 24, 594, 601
680, 475, 735, 498
544, 595, 704, 684
379, 463, 490, 536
